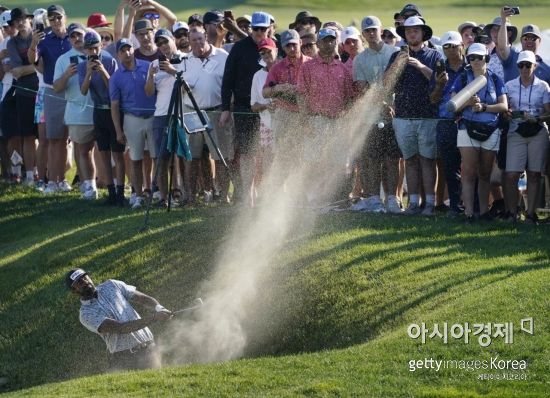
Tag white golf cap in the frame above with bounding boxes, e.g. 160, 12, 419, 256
341, 26, 360, 42
467, 42, 487, 56
361, 16, 381, 31
517, 50, 537, 65
441, 31, 462, 46
457, 21, 477, 34
0, 9, 10, 27
33, 8, 47, 18
172, 21, 189, 32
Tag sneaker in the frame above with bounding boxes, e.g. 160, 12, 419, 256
421, 204, 435, 216
404, 203, 422, 215
386, 195, 403, 214
157, 199, 168, 209
129, 193, 137, 206
58, 180, 72, 192
435, 204, 450, 212
152, 190, 162, 201
35, 180, 46, 192
204, 190, 213, 204
131, 196, 144, 210
524, 213, 539, 225
23, 178, 35, 188
358, 196, 386, 213
79, 182, 87, 194
43, 181, 59, 194
82, 185, 98, 200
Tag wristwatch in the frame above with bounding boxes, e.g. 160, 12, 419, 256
481, 103, 487, 112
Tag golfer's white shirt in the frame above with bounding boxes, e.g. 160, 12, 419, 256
80, 280, 153, 354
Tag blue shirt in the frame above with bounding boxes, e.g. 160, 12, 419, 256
53, 49, 94, 125
109, 58, 156, 117
387, 46, 442, 118
37, 30, 71, 85
451, 68, 507, 127
78, 51, 118, 107
502, 47, 550, 84
429, 60, 467, 119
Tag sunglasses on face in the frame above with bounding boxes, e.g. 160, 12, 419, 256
48, 15, 63, 22
155, 39, 169, 46
143, 13, 160, 19
252, 26, 267, 32
443, 44, 459, 50
522, 35, 539, 42
382, 34, 394, 39
467, 54, 484, 62
70, 33, 83, 39
518, 62, 533, 69
174, 30, 188, 39
101, 35, 112, 41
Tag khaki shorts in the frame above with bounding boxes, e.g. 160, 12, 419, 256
506, 127, 549, 173
123, 113, 155, 161
68, 125, 95, 144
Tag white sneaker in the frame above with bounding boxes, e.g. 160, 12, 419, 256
152, 190, 162, 201
132, 196, 144, 209
129, 193, 137, 206
82, 185, 98, 200
386, 195, 403, 214
58, 180, 72, 192
204, 190, 213, 204
43, 181, 59, 194
359, 196, 386, 213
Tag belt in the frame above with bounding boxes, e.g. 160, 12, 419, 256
184, 105, 221, 112
111, 341, 154, 356
128, 113, 153, 119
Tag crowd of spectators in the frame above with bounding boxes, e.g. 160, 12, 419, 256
0, 2, 549, 223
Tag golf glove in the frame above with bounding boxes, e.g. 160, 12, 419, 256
155, 304, 172, 315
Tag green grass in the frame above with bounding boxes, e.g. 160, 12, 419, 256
1, 0, 548, 38
0, 183, 549, 397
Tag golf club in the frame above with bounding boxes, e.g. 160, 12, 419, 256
172, 298, 204, 317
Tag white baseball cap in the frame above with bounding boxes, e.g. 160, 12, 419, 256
441, 31, 462, 46
517, 50, 537, 65
172, 21, 189, 33
1, 9, 10, 27
341, 26, 360, 42
467, 42, 487, 56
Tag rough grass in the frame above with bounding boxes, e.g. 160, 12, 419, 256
0, 183, 549, 396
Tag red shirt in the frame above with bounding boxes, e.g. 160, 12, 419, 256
297, 56, 354, 118
264, 54, 311, 112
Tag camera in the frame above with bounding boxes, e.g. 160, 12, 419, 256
69, 55, 79, 65
87, 54, 99, 62
169, 54, 186, 64
158, 54, 167, 62
511, 110, 524, 119
35, 23, 44, 33
506, 6, 520, 15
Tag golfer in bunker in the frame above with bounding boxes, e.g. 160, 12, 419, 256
66, 268, 172, 371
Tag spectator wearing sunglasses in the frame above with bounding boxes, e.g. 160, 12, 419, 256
299, 29, 318, 58
171, 21, 190, 53
289, 11, 321, 34
450, 43, 508, 221
86, 13, 116, 58
136, 0, 176, 30
28, 5, 72, 193
503, 50, 550, 224
381, 27, 400, 47
484, 15, 517, 82
496, 7, 550, 85
429, 31, 467, 216
220, 11, 271, 207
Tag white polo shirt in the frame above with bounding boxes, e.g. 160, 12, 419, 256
182, 46, 228, 109
151, 51, 187, 117
506, 76, 550, 133
79, 279, 153, 354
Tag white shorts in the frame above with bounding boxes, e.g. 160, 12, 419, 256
457, 128, 500, 152
123, 114, 155, 161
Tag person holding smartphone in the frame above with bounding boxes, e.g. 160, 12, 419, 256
503, 50, 550, 224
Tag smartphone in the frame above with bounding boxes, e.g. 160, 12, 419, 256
69, 55, 79, 65
158, 54, 167, 62
435, 59, 445, 75
87, 54, 99, 62
511, 110, 524, 119
224, 10, 234, 20
35, 23, 44, 33
507, 6, 520, 15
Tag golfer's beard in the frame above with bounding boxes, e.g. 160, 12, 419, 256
81, 285, 97, 299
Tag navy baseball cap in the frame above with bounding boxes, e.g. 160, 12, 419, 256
47, 5, 65, 17
116, 38, 133, 52
155, 28, 173, 42
203, 10, 223, 25
83, 30, 101, 48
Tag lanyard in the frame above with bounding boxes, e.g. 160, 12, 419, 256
518, 80, 534, 112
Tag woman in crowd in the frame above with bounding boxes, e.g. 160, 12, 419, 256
504, 50, 550, 224
451, 43, 508, 221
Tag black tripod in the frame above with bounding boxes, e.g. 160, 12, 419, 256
140, 71, 232, 231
